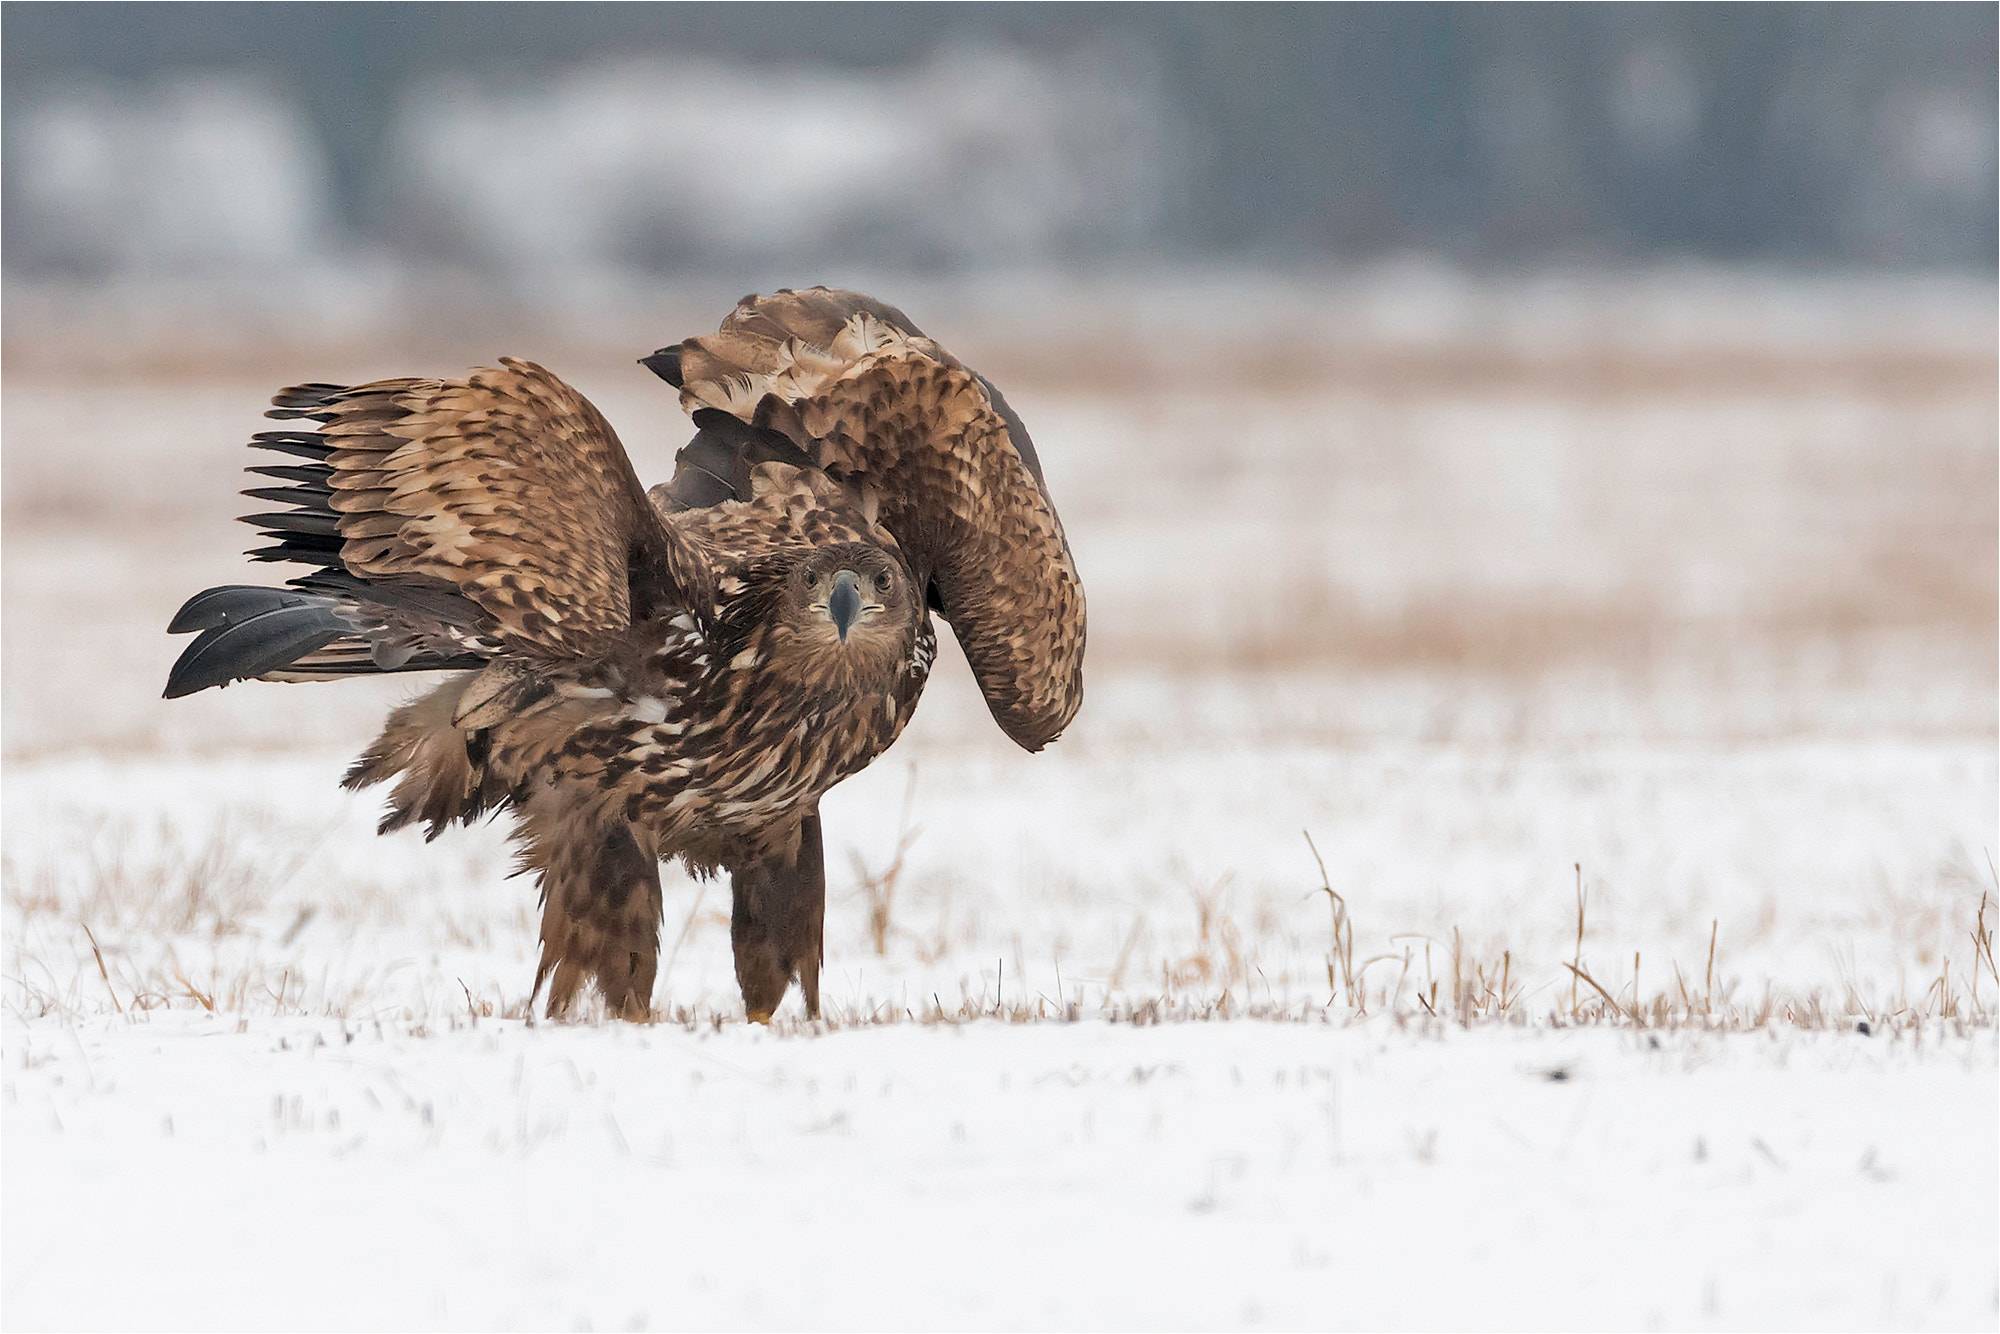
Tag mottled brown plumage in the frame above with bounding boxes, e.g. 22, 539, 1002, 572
657, 289, 1086, 749
166, 289, 1084, 1022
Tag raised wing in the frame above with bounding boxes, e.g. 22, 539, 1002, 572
644, 289, 1085, 751
167, 360, 700, 698
261, 359, 700, 658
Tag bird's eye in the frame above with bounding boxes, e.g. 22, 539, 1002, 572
874, 571, 892, 593
804, 572, 818, 590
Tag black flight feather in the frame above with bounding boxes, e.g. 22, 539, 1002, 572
164, 592, 357, 698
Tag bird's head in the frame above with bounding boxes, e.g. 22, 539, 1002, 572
778, 542, 918, 670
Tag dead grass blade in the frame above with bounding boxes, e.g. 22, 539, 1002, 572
78, 923, 122, 1014
1562, 961, 1637, 1024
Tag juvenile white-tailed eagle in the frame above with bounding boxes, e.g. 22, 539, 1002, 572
165, 289, 1085, 1021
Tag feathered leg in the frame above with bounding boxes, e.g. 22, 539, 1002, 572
730, 810, 826, 1022
530, 813, 664, 1021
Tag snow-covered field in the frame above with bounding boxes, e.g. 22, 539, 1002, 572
5, 272, 1996, 1329
7, 1012, 1993, 1331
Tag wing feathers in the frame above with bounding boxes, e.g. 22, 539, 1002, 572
248, 430, 335, 462
243, 508, 341, 537
168, 360, 693, 699
661, 289, 1085, 750
167, 583, 316, 635
164, 589, 357, 698
280, 361, 699, 659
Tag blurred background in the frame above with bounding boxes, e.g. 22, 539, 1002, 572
3, 5, 1994, 1009
5, 4, 1996, 280
5, 1, 1993, 747
3, 3, 1996, 363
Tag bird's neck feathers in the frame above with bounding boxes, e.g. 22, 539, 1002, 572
762, 617, 909, 699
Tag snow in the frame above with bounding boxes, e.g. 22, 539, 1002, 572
6, 1013, 1993, 1330
6, 729, 1993, 1025
6, 726, 1995, 1329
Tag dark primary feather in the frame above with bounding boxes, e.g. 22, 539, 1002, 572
242, 483, 334, 508
242, 508, 341, 537
264, 383, 350, 421
638, 345, 683, 387
246, 463, 329, 485
656, 428, 737, 512
248, 431, 335, 460
163, 588, 357, 698
167, 583, 309, 634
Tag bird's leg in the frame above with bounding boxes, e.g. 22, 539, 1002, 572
730, 810, 826, 1022
531, 817, 663, 1022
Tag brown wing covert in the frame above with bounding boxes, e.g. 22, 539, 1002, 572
270, 359, 699, 659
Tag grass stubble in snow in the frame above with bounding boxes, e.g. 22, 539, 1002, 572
5, 784, 1995, 1331
4, 272, 1998, 1329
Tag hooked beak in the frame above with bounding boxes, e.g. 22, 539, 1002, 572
827, 570, 862, 642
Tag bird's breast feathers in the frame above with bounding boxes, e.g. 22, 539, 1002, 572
484, 586, 931, 854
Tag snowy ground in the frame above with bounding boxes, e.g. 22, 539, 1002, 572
4, 271, 1996, 1329
7, 1013, 1994, 1331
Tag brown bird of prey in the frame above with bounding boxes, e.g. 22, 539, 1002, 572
165, 288, 1085, 1021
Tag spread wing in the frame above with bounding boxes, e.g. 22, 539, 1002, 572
262, 358, 700, 660
167, 359, 700, 698
644, 289, 1085, 751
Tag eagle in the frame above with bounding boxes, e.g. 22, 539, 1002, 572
164, 289, 1085, 1021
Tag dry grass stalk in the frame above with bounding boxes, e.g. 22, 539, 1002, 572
1972, 882, 1997, 1006
656, 880, 710, 995
1304, 830, 1358, 1007
1172, 878, 1245, 990
1107, 916, 1145, 993
171, 970, 215, 1012
79, 923, 122, 1014
1570, 864, 1585, 1012
1563, 961, 1637, 1025
1705, 920, 1718, 1016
